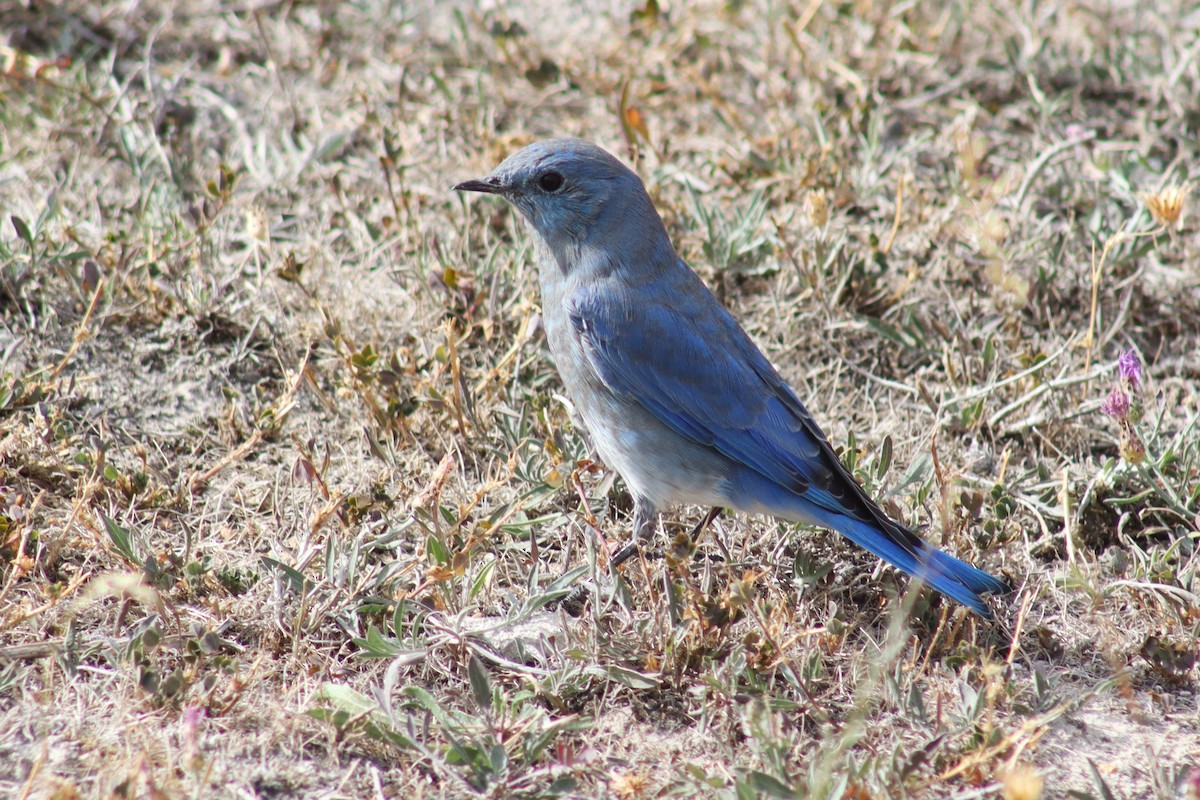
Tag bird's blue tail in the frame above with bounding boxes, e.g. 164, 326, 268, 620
726, 468, 1008, 616
829, 515, 1007, 617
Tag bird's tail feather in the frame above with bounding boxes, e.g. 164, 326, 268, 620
824, 515, 1006, 618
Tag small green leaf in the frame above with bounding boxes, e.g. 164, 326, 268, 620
467, 656, 492, 711
426, 534, 449, 566
876, 434, 893, 480
469, 558, 496, 602
159, 669, 184, 697
102, 514, 141, 564
745, 771, 796, 798
10, 215, 32, 245
317, 683, 375, 716
583, 663, 660, 689
260, 556, 314, 594
355, 625, 399, 657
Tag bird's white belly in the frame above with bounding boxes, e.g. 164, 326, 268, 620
579, 404, 730, 511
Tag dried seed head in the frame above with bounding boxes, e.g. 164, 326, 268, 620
611, 771, 650, 799
1140, 183, 1189, 228
983, 260, 1029, 307
245, 206, 269, 242
1002, 764, 1044, 800
805, 189, 829, 229
1120, 426, 1147, 464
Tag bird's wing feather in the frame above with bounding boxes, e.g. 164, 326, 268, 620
567, 271, 887, 531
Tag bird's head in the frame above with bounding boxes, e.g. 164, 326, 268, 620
455, 138, 664, 270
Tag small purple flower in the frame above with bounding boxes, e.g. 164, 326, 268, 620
181, 704, 207, 773
1102, 386, 1130, 419
1117, 349, 1142, 390
181, 705, 205, 744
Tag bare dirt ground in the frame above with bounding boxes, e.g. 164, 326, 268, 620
1, 1, 1198, 797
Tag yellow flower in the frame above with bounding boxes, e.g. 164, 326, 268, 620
1002, 764, 1044, 800
1140, 184, 1190, 228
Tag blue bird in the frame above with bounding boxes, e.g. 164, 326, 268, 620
455, 138, 1007, 617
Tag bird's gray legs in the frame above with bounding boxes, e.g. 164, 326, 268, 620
610, 501, 723, 568
550, 500, 722, 613
610, 497, 657, 568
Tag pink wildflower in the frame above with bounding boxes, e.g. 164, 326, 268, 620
1102, 386, 1130, 419
1117, 350, 1142, 390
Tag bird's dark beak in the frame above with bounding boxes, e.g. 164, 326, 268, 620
454, 176, 505, 194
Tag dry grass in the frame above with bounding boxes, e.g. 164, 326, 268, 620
1, 0, 1198, 797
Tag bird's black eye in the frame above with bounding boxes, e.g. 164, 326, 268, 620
537, 171, 565, 193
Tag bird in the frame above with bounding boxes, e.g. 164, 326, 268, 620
454, 138, 1007, 617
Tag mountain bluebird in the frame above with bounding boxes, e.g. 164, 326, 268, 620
455, 138, 1007, 617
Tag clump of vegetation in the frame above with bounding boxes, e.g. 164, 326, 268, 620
0, 2, 1196, 797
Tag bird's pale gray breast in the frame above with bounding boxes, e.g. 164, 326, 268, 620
538, 265, 731, 511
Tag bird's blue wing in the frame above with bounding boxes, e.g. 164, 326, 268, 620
567, 272, 875, 526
